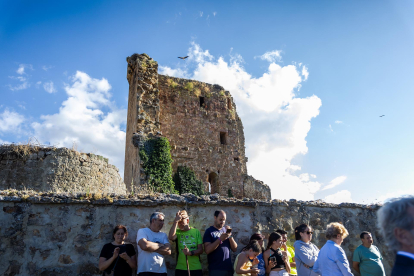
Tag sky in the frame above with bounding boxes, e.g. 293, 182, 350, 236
1, 0, 414, 204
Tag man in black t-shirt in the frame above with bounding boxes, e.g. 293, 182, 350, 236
203, 210, 238, 276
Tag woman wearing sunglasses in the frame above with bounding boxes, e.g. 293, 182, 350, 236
293, 224, 320, 276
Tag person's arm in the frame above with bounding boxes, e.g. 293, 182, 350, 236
313, 258, 320, 274
264, 250, 276, 274
98, 247, 120, 271
295, 244, 318, 267
291, 256, 296, 268
138, 238, 164, 252
169, 211, 182, 241
282, 251, 291, 273
120, 253, 137, 269
204, 231, 231, 254
352, 261, 360, 274
155, 243, 171, 255
335, 247, 354, 276
229, 236, 238, 252
184, 244, 203, 256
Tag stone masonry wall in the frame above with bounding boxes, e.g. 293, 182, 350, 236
0, 192, 392, 275
124, 54, 160, 190
124, 53, 271, 199
158, 75, 247, 198
0, 146, 126, 195
243, 175, 271, 200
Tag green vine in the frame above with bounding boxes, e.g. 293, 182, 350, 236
173, 166, 206, 196
139, 137, 177, 194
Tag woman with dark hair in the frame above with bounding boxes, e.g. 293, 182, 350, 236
263, 232, 291, 276
99, 225, 137, 275
293, 224, 319, 276
243, 233, 266, 276
234, 240, 262, 276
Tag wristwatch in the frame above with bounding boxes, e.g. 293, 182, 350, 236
191, 251, 194, 256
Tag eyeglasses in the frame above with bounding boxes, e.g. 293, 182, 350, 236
304, 231, 314, 235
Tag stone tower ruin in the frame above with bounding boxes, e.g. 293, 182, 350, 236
124, 53, 270, 199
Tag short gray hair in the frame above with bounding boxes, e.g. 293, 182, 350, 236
377, 196, 414, 253
150, 212, 165, 224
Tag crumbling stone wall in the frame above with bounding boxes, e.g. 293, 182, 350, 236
243, 175, 271, 200
125, 53, 270, 199
124, 54, 161, 191
0, 192, 392, 275
0, 146, 126, 194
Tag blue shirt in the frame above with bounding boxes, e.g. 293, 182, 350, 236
313, 240, 353, 276
203, 226, 233, 271
256, 253, 265, 276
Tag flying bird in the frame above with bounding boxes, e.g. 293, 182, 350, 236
379, 115, 385, 117
178, 56, 189, 60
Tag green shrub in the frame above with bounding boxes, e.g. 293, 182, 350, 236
184, 82, 194, 92
173, 166, 206, 196
139, 137, 177, 194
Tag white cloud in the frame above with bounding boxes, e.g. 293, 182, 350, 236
0, 109, 25, 133
329, 124, 333, 132
335, 120, 343, 124
42, 65, 53, 71
302, 66, 309, 81
324, 190, 353, 204
213, 12, 217, 16
32, 71, 127, 176
199, 11, 203, 17
160, 42, 322, 200
43, 81, 57, 93
7, 76, 30, 91
16, 64, 33, 75
159, 66, 189, 78
255, 50, 282, 63
322, 175, 347, 190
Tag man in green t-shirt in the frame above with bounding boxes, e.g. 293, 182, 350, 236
352, 231, 385, 276
169, 210, 204, 276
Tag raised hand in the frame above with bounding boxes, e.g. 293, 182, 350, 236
268, 259, 277, 267
174, 211, 183, 222
113, 247, 120, 258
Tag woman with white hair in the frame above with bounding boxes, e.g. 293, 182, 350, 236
313, 222, 353, 276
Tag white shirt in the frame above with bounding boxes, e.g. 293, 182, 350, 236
136, 227, 170, 274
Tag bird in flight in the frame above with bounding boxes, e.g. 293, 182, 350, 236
379, 115, 385, 117
178, 56, 189, 60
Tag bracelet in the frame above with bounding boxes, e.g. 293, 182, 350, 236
218, 238, 223, 244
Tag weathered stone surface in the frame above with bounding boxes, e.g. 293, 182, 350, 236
0, 146, 126, 195
0, 193, 391, 275
124, 53, 270, 200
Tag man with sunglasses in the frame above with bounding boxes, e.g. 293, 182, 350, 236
137, 212, 171, 276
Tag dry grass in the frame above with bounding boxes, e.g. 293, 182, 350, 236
0, 137, 57, 158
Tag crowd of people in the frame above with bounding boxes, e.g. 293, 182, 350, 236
98, 196, 414, 276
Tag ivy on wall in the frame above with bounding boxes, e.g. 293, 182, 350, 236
139, 137, 177, 194
173, 166, 206, 196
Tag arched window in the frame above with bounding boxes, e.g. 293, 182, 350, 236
208, 172, 219, 194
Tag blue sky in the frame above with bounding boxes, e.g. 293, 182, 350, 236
1, 0, 414, 203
